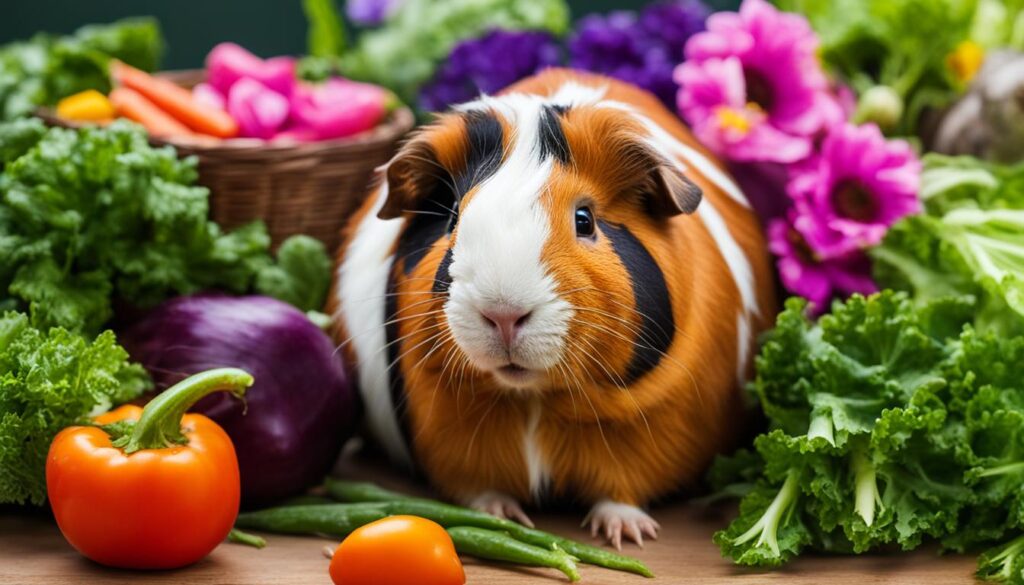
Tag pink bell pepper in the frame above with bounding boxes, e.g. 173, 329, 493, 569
227, 78, 291, 139
206, 42, 297, 97
288, 78, 387, 141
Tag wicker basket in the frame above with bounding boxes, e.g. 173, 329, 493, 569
42, 70, 415, 252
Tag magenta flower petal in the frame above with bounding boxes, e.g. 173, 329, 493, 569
788, 122, 921, 256
676, 0, 845, 163
769, 215, 879, 312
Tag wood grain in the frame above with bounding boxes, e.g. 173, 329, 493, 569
0, 457, 980, 584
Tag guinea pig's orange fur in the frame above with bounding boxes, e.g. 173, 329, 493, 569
330, 69, 776, 508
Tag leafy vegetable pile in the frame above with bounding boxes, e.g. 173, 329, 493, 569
873, 154, 1024, 337
0, 311, 150, 505
0, 119, 331, 337
0, 18, 162, 121
713, 153, 1024, 583
334, 0, 570, 104
775, 0, 1023, 135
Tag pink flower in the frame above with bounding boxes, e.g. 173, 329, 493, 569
787, 123, 921, 257
674, 0, 843, 163
769, 216, 877, 312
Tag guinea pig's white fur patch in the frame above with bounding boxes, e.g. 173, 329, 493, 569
446, 95, 573, 379
335, 182, 414, 467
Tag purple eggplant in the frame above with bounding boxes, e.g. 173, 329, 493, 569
120, 294, 357, 506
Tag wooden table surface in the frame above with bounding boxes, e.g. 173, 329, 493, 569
0, 457, 980, 585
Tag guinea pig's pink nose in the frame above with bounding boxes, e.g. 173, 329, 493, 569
480, 307, 532, 347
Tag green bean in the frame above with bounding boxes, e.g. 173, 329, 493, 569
447, 526, 580, 582
227, 528, 267, 549
235, 503, 389, 537
324, 479, 654, 578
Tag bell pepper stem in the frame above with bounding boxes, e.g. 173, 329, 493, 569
117, 368, 253, 454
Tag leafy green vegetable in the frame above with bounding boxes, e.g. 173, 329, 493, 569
872, 154, 1024, 337
255, 235, 333, 312
0, 121, 334, 335
0, 18, 162, 121
336, 0, 569, 104
774, 0, 977, 135
713, 289, 1024, 582
303, 0, 346, 59
0, 311, 150, 505
715, 293, 974, 565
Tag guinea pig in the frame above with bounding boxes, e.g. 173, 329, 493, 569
328, 69, 776, 548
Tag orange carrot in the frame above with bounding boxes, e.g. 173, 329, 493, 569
111, 61, 239, 138
109, 87, 194, 138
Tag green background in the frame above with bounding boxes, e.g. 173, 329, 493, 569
1, 0, 736, 70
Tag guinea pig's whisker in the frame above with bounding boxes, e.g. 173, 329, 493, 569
381, 326, 450, 375
553, 360, 580, 421
565, 355, 617, 463
571, 306, 676, 356
570, 335, 655, 444
465, 393, 503, 460
335, 305, 445, 351
415, 331, 460, 433
567, 315, 703, 408
397, 154, 459, 196
401, 209, 449, 218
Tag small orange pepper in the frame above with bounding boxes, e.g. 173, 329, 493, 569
330, 516, 466, 585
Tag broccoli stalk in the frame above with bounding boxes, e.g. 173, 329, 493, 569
732, 470, 801, 557
977, 534, 1024, 583
851, 449, 883, 527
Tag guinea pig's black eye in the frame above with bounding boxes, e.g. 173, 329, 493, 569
574, 206, 595, 238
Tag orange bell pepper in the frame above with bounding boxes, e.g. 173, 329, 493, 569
46, 368, 254, 570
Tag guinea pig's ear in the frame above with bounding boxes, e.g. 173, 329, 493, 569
628, 142, 703, 217
377, 135, 445, 220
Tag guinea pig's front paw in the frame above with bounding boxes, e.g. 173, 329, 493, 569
464, 491, 535, 528
583, 500, 660, 550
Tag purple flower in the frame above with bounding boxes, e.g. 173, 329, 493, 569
347, 0, 403, 26
675, 0, 843, 163
788, 123, 921, 257
419, 30, 562, 112
768, 216, 877, 312
568, 1, 709, 107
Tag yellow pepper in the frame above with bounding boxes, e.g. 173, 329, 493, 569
56, 89, 116, 122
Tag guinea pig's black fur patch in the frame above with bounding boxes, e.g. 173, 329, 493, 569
454, 110, 504, 197
432, 248, 454, 295
598, 220, 675, 383
538, 105, 571, 164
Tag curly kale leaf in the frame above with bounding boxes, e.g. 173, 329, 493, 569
0, 311, 150, 505
0, 121, 332, 335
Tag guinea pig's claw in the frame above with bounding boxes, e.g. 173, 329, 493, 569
584, 500, 660, 550
466, 491, 535, 528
